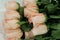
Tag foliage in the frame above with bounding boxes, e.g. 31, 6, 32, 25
36, 0, 60, 40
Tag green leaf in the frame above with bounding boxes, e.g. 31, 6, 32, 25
41, 0, 50, 4
45, 4, 57, 12
37, 2, 42, 6
38, 9, 45, 12
18, 21, 27, 26
50, 23, 60, 30
17, 3, 24, 16
18, 7, 24, 16
20, 22, 33, 32
50, 15, 60, 19
35, 36, 45, 40
52, 30, 60, 39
